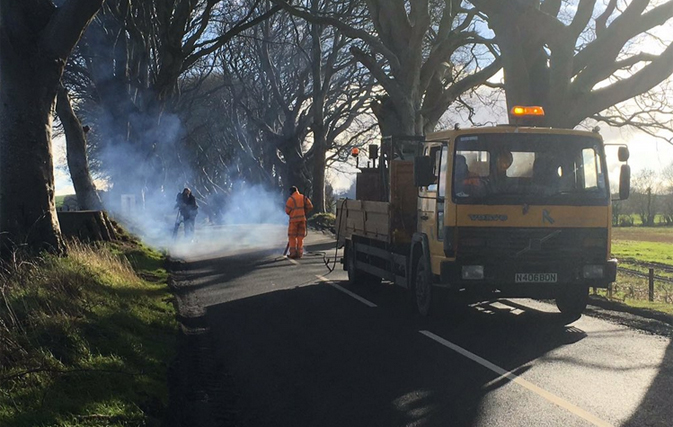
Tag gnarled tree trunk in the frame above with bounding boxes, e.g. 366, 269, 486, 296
56, 84, 104, 211
0, 0, 103, 255
0, 56, 64, 253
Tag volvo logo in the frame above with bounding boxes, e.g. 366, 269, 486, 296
516, 230, 561, 257
469, 214, 508, 222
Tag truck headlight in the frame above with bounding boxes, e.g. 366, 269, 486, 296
583, 265, 604, 279
462, 265, 484, 280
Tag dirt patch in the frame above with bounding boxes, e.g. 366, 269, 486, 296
613, 227, 673, 243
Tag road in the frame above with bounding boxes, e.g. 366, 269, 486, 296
168, 225, 673, 427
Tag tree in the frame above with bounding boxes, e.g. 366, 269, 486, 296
223, 4, 374, 210
471, 0, 673, 130
632, 168, 660, 226
56, 84, 104, 211
273, 0, 501, 136
0, 0, 103, 255
76, 0, 280, 197
660, 162, 673, 224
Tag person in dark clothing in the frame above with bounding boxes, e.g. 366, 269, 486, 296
175, 188, 198, 238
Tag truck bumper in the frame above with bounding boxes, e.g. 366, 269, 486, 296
440, 258, 618, 295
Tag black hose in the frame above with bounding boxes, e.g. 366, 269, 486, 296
305, 198, 348, 274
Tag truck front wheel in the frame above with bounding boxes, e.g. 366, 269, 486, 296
556, 285, 589, 319
414, 256, 433, 316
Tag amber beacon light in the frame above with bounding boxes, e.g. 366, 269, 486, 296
510, 106, 545, 117
351, 147, 360, 157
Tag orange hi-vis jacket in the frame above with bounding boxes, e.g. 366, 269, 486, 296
285, 192, 313, 223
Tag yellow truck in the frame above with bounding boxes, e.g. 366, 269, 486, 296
337, 107, 631, 318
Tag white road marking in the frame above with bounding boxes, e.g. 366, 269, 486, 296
285, 256, 299, 265
316, 275, 377, 308
419, 330, 614, 427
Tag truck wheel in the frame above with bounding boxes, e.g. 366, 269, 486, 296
556, 285, 589, 319
414, 256, 433, 316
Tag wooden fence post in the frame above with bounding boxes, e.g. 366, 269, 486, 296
648, 268, 655, 302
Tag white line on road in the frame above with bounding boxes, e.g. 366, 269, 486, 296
285, 256, 299, 265
419, 330, 614, 427
316, 275, 377, 308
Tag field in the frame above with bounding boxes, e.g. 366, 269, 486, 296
606, 226, 673, 313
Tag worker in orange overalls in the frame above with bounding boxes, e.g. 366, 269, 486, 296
285, 186, 313, 259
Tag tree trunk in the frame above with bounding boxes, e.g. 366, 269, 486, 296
0, 0, 102, 256
371, 95, 418, 137
56, 84, 104, 211
311, 127, 327, 213
0, 40, 65, 255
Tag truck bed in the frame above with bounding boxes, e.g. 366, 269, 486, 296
336, 160, 417, 247
337, 199, 391, 246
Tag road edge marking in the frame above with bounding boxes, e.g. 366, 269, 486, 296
317, 275, 377, 308
419, 330, 613, 427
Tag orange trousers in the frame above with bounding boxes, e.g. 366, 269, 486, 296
287, 221, 307, 258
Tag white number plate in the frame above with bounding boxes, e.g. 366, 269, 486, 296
515, 273, 558, 283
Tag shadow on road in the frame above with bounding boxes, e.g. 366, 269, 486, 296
201, 285, 593, 426
167, 243, 672, 427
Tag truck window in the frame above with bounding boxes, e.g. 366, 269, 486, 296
453, 134, 609, 205
438, 146, 448, 198
454, 150, 489, 197
507, 152, 535, 178
582, 148, 600, 189
424, 146, 442, 193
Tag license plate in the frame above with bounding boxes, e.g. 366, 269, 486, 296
515, 273, 558, 283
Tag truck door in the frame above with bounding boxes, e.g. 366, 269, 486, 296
418, 144, 448, 268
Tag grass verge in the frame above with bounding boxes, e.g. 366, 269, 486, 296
0, 240, 176, 427
605, 228, 673, 315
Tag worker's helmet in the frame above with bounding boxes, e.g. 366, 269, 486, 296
290, 186, 298, 194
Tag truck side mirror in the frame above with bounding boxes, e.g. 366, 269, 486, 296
618, 146, 630, 162
619, 164, 630, 200
414, 156, 436, 187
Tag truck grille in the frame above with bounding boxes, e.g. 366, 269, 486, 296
456, 227, 607, 264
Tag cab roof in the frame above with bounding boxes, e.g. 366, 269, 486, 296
426, 125, 603, 142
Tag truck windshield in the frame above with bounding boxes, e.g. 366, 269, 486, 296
453, 133, 609, 205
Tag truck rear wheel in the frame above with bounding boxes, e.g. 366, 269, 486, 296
556, 285, 589, 319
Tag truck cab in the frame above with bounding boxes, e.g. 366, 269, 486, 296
337, 108, 631, 319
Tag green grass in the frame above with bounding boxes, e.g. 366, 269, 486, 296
615, 214, 669, 226
611, 241, 673, 266
594, 289, 673, 315
607, 226, 673, 314
0, 240, 176, 427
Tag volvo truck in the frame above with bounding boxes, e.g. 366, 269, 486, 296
337, 106, 631, 318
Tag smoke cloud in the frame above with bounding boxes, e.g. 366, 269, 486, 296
91, 108, 288, 260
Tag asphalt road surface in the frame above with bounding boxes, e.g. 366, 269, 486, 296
169, 225, 673, 427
